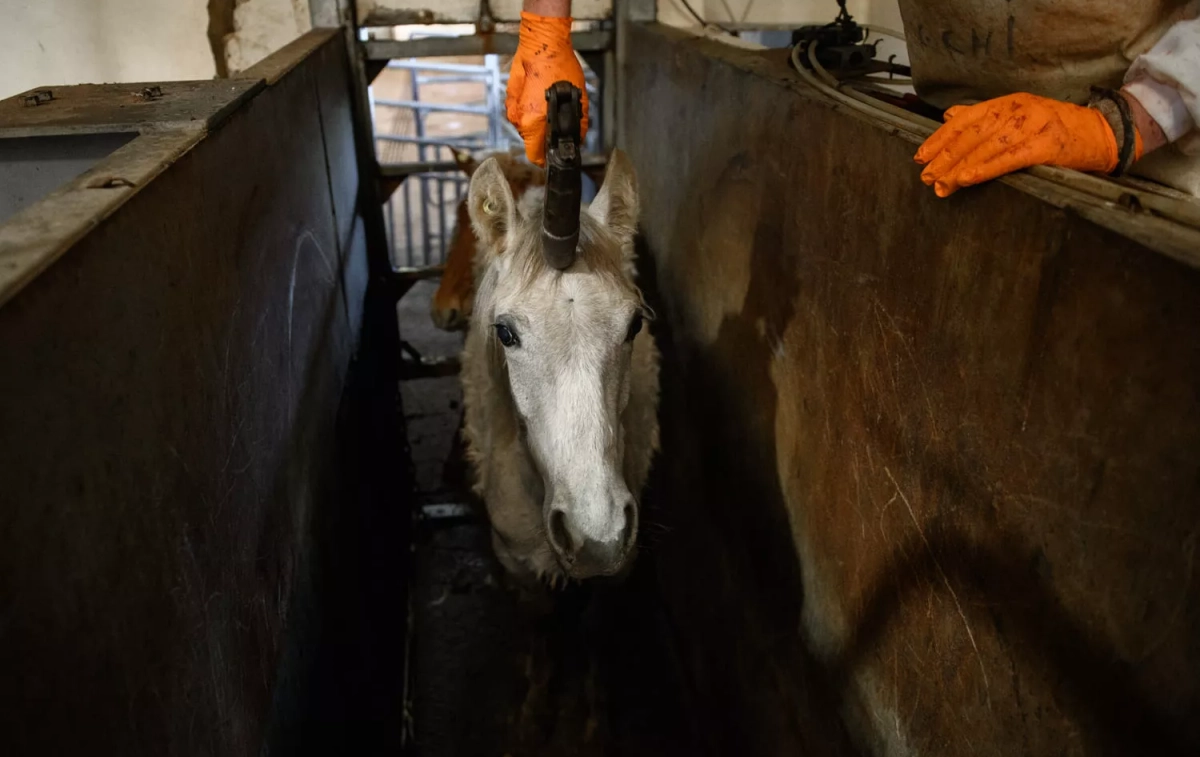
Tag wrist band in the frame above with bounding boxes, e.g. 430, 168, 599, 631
1088, 87, 1137, 177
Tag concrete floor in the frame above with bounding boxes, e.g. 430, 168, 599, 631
396, 282, 702, 757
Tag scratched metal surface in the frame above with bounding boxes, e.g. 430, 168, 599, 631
0, 33, 386, 756
0, 78, 263, 138
625, 22, 1200, 757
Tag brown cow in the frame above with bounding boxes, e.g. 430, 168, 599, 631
430, 148, 545, 331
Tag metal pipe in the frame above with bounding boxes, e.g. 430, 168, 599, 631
376, 134, 487, 147
415, 75, 486, 85
411, 68, 430, 268
374, 99, 489, 115
501, 121, 523, 146
403, 178, 413, 268
380, 152, 607, 180
379, 160, 469, 178
436, 175, 447, 263
385, 194, 395, 266
601, 47, 615, 152
388, 60, 499, 74
364, 30, 613, 60
486, 54, 502, 148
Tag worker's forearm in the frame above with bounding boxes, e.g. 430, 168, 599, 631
1122, 90, 1169, 155
524, 0, 571, 17
1121, 17, 1200, 157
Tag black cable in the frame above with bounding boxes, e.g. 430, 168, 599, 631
675, 0, 733, 35
834, 0, 853, 25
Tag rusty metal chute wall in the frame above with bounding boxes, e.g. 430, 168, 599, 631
0, 31, 407, 755
624, 23, 1200, 757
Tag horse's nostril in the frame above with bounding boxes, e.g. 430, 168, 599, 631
549, 508, 575, 561
447, 308, 459, 324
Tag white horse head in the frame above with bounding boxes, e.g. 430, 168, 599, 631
465, 149, 654, 580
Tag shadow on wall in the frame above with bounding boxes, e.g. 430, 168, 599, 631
833, 523, 1194, 756
271, 283, 413, 757
634, 136, 1199, 756
828, 402, 1196, 756
635, 179, 863, 756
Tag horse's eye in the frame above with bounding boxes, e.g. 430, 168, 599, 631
494, 323, 519, 347
625, 314, 643, 343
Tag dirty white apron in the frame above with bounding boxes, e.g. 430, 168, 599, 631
896, 0, 1198, 107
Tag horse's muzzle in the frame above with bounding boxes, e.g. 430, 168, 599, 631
547, 502, 638, 579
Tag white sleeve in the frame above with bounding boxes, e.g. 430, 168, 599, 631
1123, 17, 1200, 143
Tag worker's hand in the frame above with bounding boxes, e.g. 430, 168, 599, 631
506, 12, 589, 166
914, 93, 1128, 198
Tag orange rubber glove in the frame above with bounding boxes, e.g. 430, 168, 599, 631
914, 92, 1142, 198
505, 12, 589, 167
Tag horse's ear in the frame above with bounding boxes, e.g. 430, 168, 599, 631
467, 157, 516, 253
590, 149, 638, 246
453, 147, 479, 177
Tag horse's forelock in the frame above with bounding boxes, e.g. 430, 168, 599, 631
511, 212, 634, 293
472, 196, 642, 359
